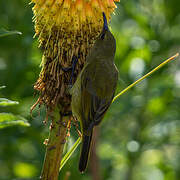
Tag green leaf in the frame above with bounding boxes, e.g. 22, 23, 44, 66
0, 98, 19, 107
0, 86, 6, 90
59, 137, 82, 171
0, 113, 30, 129
0, 29, 22, 38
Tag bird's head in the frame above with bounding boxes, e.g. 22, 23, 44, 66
97, 12, 116, 57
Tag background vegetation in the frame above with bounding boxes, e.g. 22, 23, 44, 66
0, 0, 180, 179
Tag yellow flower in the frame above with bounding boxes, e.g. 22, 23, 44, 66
31, 0, 120, 109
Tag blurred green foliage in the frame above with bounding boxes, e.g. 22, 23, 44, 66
0, 0, 180, 179
0, 29, 22, 38
0, 86, 29, 129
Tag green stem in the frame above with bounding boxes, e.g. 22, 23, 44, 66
113, 53, 179, 102
60, 137, 81, 171
40, 107, 69, 180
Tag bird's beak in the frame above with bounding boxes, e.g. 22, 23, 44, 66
100, 12, 109, 40
103, 12, 109, 31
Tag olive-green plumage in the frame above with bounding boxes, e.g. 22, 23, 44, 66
71, 13, 118, 173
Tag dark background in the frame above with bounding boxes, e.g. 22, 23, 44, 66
0, 0, 180, 179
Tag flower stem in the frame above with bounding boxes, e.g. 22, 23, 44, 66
40, 107, 69, 180
113, 53, 179, 102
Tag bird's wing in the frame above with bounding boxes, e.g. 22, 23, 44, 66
80, 64, 115, 134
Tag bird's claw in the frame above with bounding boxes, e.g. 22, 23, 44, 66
62, 56, 78, 85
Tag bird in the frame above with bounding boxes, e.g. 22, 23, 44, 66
70, 12, 118, 173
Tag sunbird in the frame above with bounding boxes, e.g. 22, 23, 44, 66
71, 12, 118, 173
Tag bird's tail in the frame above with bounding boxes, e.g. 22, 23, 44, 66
79, 131, 93, 173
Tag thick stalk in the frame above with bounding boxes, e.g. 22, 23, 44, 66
40, 108, 69, 180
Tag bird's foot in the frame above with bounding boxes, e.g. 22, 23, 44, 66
62, 55, 78, 85
67, 118, 72, 137
72, 117, 82, 137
